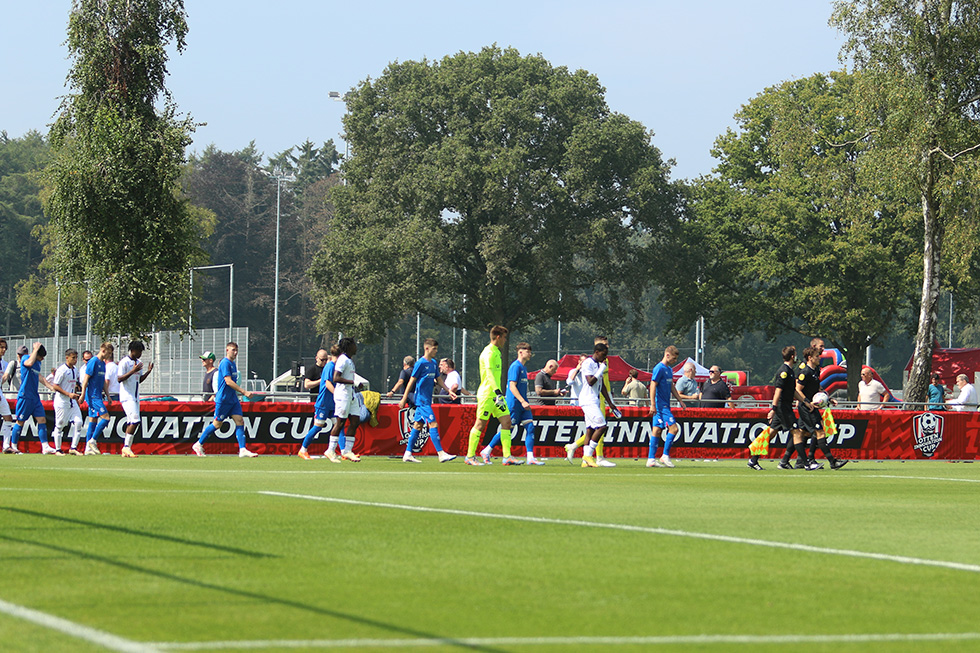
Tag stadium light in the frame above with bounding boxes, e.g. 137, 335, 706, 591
263, 170, 296, 381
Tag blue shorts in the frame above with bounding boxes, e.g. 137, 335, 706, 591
14, 395, 44, 421
87, 396, 107, 418
314, 407, 333, 423
412, 404, 436, 425
214, 400, 243, 421
508, 403, 533, 425
652, 406, 676, 430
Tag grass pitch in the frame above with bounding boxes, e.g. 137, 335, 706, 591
1, 455, 978, 652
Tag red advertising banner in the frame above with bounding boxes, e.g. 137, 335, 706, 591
11, 401, 979, 460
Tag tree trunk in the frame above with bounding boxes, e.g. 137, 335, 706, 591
844, 340, 867, 403
907, 180, 943, 405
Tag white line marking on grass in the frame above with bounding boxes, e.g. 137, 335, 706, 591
153, 632, 980, 650
874, 475, 980, 484
0, 598, 159, 652
260, 491, 980, 574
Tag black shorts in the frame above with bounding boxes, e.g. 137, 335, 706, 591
770, 405, 797, 432
797, 405, 822, 434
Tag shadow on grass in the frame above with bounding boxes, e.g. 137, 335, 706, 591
0, 507, 276, 559
0, 533, 501, 652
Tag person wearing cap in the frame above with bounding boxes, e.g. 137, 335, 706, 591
928, 373, 947, 411
200, 351, 217, 401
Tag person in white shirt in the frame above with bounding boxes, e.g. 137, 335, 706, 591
52, 349, 85, 455
325, 338, 361, 463
857, 368, 891, 409
948, 374, 978, 411
117, 341, 153, 458
105, 345, 120, 400
575, 343, 619, 468
565, 355, 587, 407
0, 339, 13, 451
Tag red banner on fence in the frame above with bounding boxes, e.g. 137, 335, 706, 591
12, 401, 979, 460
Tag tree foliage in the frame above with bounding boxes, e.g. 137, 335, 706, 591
309, 46, 679, 342
660, 72, 919, 398
44, 0, 200, 336
832, 0, 980, 401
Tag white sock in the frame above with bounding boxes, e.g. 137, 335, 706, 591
124, 432, 135, 447
343, 436, 355, 454
53, 429, 63, 450
327, 435, 339, 453
2, 421, 12, 447
70, 422, 82, 449
585, 443, 596, 457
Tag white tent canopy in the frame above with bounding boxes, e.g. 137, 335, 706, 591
672, 357, 711, 383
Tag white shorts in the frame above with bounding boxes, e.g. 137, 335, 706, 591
0, 393, 10, 417
121, 399, 140, 424
55, 402, 83, 429
582, 403, 607, 429
333, 393, 357, 419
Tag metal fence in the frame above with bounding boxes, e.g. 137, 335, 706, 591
1, 327, 249, 398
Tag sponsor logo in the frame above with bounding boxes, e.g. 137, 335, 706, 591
397, 407, 429, 453
912, 412, 944, 457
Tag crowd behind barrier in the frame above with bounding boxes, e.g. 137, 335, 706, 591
4, 396, 975, 461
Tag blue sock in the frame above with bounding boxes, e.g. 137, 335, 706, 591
338, 428, 346, 450
235, 425, 246, 449
429, 426, 442, 452
301, 425, 321, 449
487, 430, 502, 450
94, 418, 110, 439
198, 423, 216, 445
663, 431, 676, 457
406, 427, 420, 452
648, 435, 662, 459
524, 422, 535, 455
85, 420, 96, 442
11, 423, 22, 445
38, 422, 48, 446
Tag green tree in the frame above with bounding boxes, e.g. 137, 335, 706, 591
0, 131, 50, 335
832, 0, 980, 402
44, 0, 200, 336
309, 46, 678, 347
660, 72, 918, 399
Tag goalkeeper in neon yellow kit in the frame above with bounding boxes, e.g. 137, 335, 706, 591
465, 325, 521, 466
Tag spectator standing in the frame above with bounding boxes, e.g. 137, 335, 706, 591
304, 349, 328, 401
0, 339, 13, 451
674, 362, 699, 404
387, 356, 416, 405
857, 368, 890, 409
566, 355, 587, 408
948, 374, 977, 411
200, 352, 217, 401
622, 369, 648, 402
699, 367, 734, 408
534, 359, 566, 405
437, 358, 466, 404
928, 373, 947, 411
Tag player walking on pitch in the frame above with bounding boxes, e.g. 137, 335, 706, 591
576, 342, 619, 468
748, 346, 799, 470
192, 342, 257, 458
10, 343, 61, 454
117, 341, 153, 458
794, 346, 848, 471
51, 348, 85, 455
480, 341, 542, 465
325, 337, 361, 463
465, 325, 519, 466
400, 338, 457, 463
79, 342, 112, 455
647, 345, 686, 468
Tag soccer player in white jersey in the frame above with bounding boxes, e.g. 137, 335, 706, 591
325, 337, 361, 463
52, 349, 85, 455
117, 341, 154, 458
0, 339, 14, 452
577, 342, 620, 468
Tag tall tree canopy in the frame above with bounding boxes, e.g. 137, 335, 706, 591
309, 46, 679, 341
45, 0, 200, 336
832, 0, 980, 402
660, 72, 918, 398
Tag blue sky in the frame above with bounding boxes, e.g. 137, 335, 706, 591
2, 1, 845, 180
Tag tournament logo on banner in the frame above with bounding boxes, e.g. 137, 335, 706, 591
397, 407, 429, 453
912, 412, 944, 457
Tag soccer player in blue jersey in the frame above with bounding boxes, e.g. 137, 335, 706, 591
79, 342, 112, 455
480, 341, 541, 465
298, 347, 339, 460
9, 342, 59, 454
192, 342, 257, 458
647, 345, 686, 468
400, 338, 457, 463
